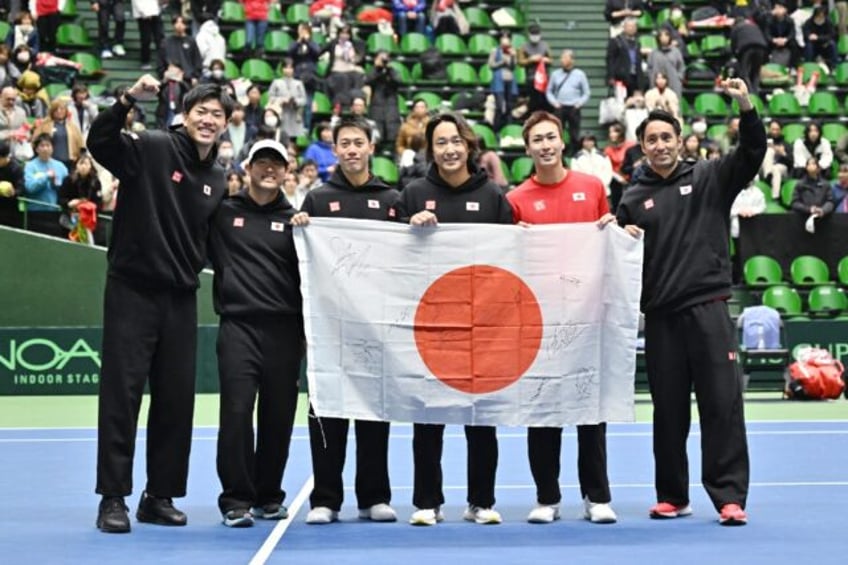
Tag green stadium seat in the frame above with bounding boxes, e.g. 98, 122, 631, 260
435, 33, 468, 57
220, 1, 246, 24
0, 21, 9, 43
227, 28, 247, 53
388, 61, 411, 84
807, 91, 840, 116
264, 30, 292, 54
367, 33, 398, 54
798, 61, 827, 84
464, 7, 493, 29
761, 63, 791, 87
410, 91, 445, 110
693, 93, 728, 117
312, 91, 332, 116
498, 124, 524, 148
781, 123, 805, 145
822, 123, 847, 144
686, 42, 702, 59
44, 83, 69, 100
764, 201, 788, 213
743, 255, 783, 287
762, 285, 803, 317
834, 62, 848, 86
512, 34, 527, 50
56, 23, 93, 50
372, 156, 399, 184
790, 255, 831, 286
754, 180, 774, 203
224, 58, 240, 80
807, 286, 848, 317
839, 256, 848, 285
286, 4, 310, 24
70, 52, 103, 79
60, 0, 77, 19
510, 156, 534, 183
446, 62, 479, 86
468, 34, 498, 57
315, 59, 329, 77
637, 12, 654, 31
472, 123, 498, 150
397, 92, 407, 114
493, 7, 525, 28
241, 59, 275, 83
707, 124, 727, 140
400, 32, 430, 56
780, 178, 797, 207
267, 3, 283, 24
684, 62, 716, 88
478, 64, 493, 84
732, 94, 764, 115
655, 8, 670, 26
639, 35, 658, 52
700, 34, 729, 58
768, 92, 802, 117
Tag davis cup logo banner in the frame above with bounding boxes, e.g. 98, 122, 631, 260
294, 218, 643, 427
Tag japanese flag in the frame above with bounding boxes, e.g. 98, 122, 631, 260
294, 218, 643, 427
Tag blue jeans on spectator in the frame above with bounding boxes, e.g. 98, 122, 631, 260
246, 20, 268, 52
397, 13, 426, 36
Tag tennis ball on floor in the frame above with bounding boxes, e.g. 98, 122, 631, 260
0, 181, 14, 197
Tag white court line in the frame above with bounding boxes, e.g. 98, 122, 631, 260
248, 475, 313, 565
4, 429, 848, 443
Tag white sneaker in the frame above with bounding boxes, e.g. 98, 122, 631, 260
527, 504, 560, 524
305, 506, 339, 524
358, 503, 397, 522
583, 497, 618, 524
409, 507, 444, 526
101, 49, 113, 59
112, 44, 126, 57
463, 505, 502, 524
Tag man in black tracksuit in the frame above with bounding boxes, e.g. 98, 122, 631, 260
396, 112, 513, 526
208, 140, 303, 528
616, 78, 766, 526
88, 76, 233, 533
291, 117, 401, 524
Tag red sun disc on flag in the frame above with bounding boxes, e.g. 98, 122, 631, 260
414, 265, 543, 394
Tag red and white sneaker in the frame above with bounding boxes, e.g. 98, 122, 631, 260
719, 504, 747, 526
649, 502, 693, 519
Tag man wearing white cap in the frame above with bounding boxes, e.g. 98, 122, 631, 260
208, 139, 305, 528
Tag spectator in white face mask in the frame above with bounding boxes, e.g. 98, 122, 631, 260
221, 102, 257, 158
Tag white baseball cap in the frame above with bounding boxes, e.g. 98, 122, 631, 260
246, 139, 289, 165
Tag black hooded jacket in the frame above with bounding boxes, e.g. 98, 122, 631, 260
396, 164, 513, 224
87, 101, 227, 290
300, 169, 399, 220
208, 190, 301, 318
617, 109, 767, 313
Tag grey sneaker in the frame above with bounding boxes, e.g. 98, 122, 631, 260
222, 508, 254, 528
253, 502, 288, 520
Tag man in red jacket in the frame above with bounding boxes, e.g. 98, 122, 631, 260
507, 111, 620, 525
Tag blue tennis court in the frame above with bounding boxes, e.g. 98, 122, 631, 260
1, 413, 847, 564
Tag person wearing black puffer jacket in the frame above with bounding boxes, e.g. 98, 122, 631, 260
291, 117, 401, 526
617, 78, 766, 527
395, 112, 512, 527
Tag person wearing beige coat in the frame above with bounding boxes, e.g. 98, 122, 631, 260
31, 97, 86, 167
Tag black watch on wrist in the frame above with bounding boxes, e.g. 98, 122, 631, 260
122, 92, 137, 107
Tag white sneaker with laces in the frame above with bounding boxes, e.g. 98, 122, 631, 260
358, 503, 397, 522
101, 49, 113, 59
583, 497, 618, 524
112, 44, 126, 57
409, 507, 444, 526
527, 504, 561, 524
463, 505, 502, 524
305, 506, 339, 524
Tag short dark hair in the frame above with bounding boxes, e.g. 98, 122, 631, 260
300, 159, 317, 171
183, 82, 235, 120
32, 132, 53, 149
522, 110, 563, 146
636, 110, 681, 142
424, 111, 479, 166
0, 140, 10, 158
333, 116, 372, 144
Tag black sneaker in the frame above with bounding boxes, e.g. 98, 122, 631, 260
252, 502, 289, 520
136, 491, 187, 526
97, 496, 131, 533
